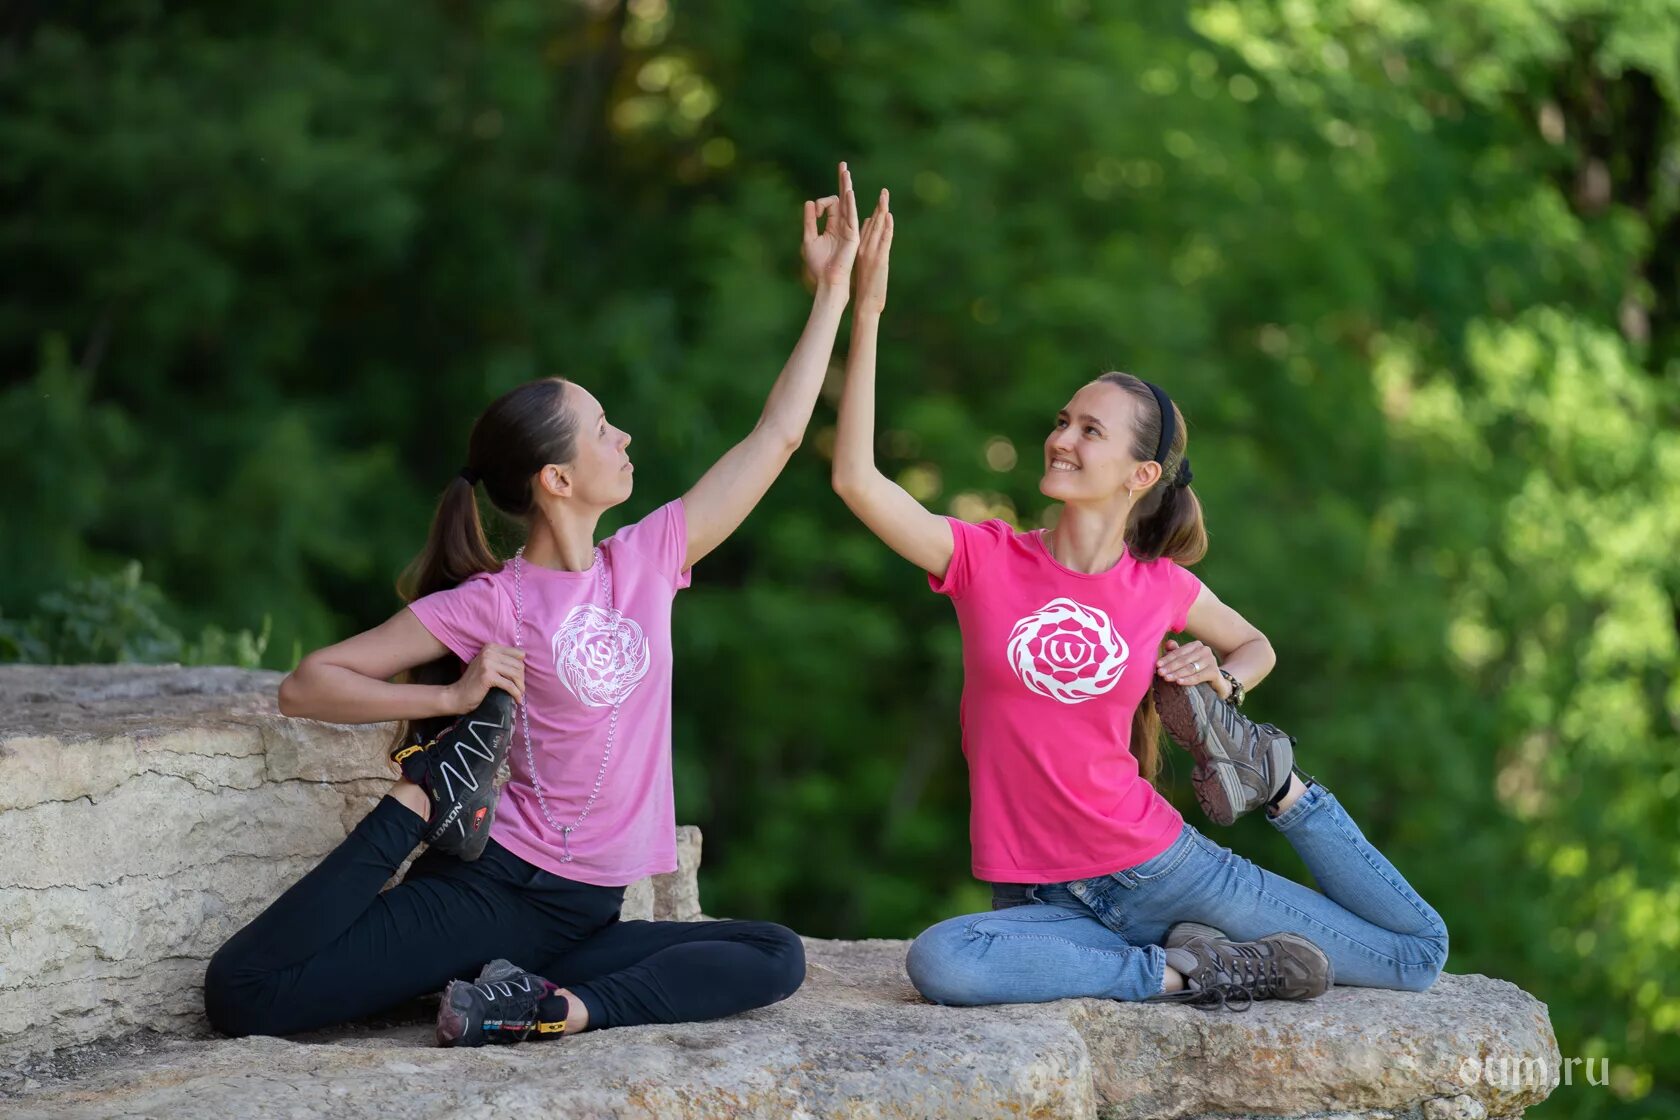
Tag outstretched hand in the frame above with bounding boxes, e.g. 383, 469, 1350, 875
802, 162, 861, 291
854, 188, 893, 314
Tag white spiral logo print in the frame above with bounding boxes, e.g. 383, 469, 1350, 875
1005, 597, 1129, 705
552, 604, 650, 707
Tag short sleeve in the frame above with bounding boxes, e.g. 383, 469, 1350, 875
927, 517, 1012, 599
407, 571, 505, 663
607, 498, 692, 591
1163, 559, 1205, 632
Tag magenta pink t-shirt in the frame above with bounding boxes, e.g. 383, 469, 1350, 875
408, 500, 691, 887
930, 518, 1203, 883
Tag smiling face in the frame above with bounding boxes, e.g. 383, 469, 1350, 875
546, 381, 633, 509
1039, 380, 1160, 504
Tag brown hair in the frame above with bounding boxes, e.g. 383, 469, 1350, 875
1096, 371, 1209, 787
393, 377, 579, 748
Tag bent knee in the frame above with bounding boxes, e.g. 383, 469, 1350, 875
1393, 931, 1449, 993
757, 922, 807, 1001
906, 922, 986, 1006
202, 944, 274, 1037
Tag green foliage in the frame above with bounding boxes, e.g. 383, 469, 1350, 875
2, 3, 1676, 1115
0, 562, 270, 668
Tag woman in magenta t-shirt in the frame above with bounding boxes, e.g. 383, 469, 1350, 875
204, 164, 872, 1045
834, 197, 1448, 1009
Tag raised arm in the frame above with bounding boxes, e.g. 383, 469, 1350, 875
830, 189, 955, 579
680, 162, 860, 570
1156, 584, 1276, 701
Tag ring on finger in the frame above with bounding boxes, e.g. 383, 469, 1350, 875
1192, 660, 1201, 671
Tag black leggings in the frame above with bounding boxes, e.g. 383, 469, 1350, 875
204, 796, 805, 1037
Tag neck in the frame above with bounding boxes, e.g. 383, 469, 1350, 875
1046, 501, 1133, 573
523, 504, 603, 571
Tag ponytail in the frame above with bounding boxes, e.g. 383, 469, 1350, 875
390, 376, 579, 753
1096, 371, 1210, 788
391, 476, 502, 752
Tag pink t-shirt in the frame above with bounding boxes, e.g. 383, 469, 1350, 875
408, 500, 691, 886
930, 518, 1203, 883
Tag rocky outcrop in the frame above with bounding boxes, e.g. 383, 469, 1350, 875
0, 666, 1560, 1119
0, 666, 699, 1055
1, 940, 1557, 1119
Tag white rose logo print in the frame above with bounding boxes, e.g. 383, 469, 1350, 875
552, 604, 650, 707
1006, 597, 1129, 704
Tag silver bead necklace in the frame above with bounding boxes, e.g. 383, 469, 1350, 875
512, 544, 621, 864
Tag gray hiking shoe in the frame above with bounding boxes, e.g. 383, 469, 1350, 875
1164, 921, 1227, 949
1152, 931, 1334, 1011
1149, 933, 1330, 1014
1153, 680, 1295, 826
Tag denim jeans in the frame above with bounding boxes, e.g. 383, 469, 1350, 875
905, 782, 1449, 1005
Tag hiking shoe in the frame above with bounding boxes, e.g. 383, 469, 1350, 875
436, 960, 568, 1047
1153, 680, 1294, 826
1164, 921, 1227, 950
390, 688, 514, 860
1151, 931, 1333, 1012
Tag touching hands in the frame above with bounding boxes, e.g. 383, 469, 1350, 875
802, 162, 861, 292
445, 643, 526, 712
854, 188, 893, 314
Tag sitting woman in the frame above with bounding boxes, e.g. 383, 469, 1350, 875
830, 192, 1449, 1010
204, 164, 869, 1045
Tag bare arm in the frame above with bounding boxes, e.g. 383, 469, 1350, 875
682, 163, 859, 570
829, 190, 955, 578
277, 608, 527, 724
1155, 584, 1276, 700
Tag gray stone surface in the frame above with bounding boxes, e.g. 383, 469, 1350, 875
0, 666, 700, 1056
0, 940, 1556, 1120
0, 667, 1561, 1119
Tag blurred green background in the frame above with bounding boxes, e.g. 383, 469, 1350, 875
2, 2, 1676, 1115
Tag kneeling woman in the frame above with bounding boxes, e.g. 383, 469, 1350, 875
205, 165, 868, 1045
831, 196, 1448, 1010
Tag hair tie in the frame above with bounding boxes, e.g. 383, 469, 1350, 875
1174, 456, 1193, 489
458, 467, 479, 485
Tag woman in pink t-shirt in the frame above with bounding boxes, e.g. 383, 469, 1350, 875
204, 164, 874, 1046
833, 197, 1448, 1010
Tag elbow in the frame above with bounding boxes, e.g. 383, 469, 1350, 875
276, 657, 319, 718
276, 673, 302, 718
832, 466, 864, 501
759, 421, 803, 456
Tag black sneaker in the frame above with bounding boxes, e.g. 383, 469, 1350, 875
1151, 931, 1333, 1012
1152, 680, 1295, 826
436, 960, 568, 1047
390, 688, 514, 860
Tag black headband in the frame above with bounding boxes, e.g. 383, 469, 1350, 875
1140, 379, 1192, 489
1142, 380, 1175, 464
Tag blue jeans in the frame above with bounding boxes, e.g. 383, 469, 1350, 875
906, 782, 1448, 1004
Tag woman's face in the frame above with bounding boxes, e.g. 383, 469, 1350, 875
556, 382, 634, 508
1039, 380, 1148, 504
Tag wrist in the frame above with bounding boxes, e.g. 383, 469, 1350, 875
433, 683, 462, 717
812, 281, 850, 309
1216, 668, 1245, 707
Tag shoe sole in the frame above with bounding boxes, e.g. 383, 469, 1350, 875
1153, 682, 1245, 825
423, 691, 516, 861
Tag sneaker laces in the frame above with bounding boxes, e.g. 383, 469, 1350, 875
1179, 940, 1286, 1012
470, 971, 558, 1041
